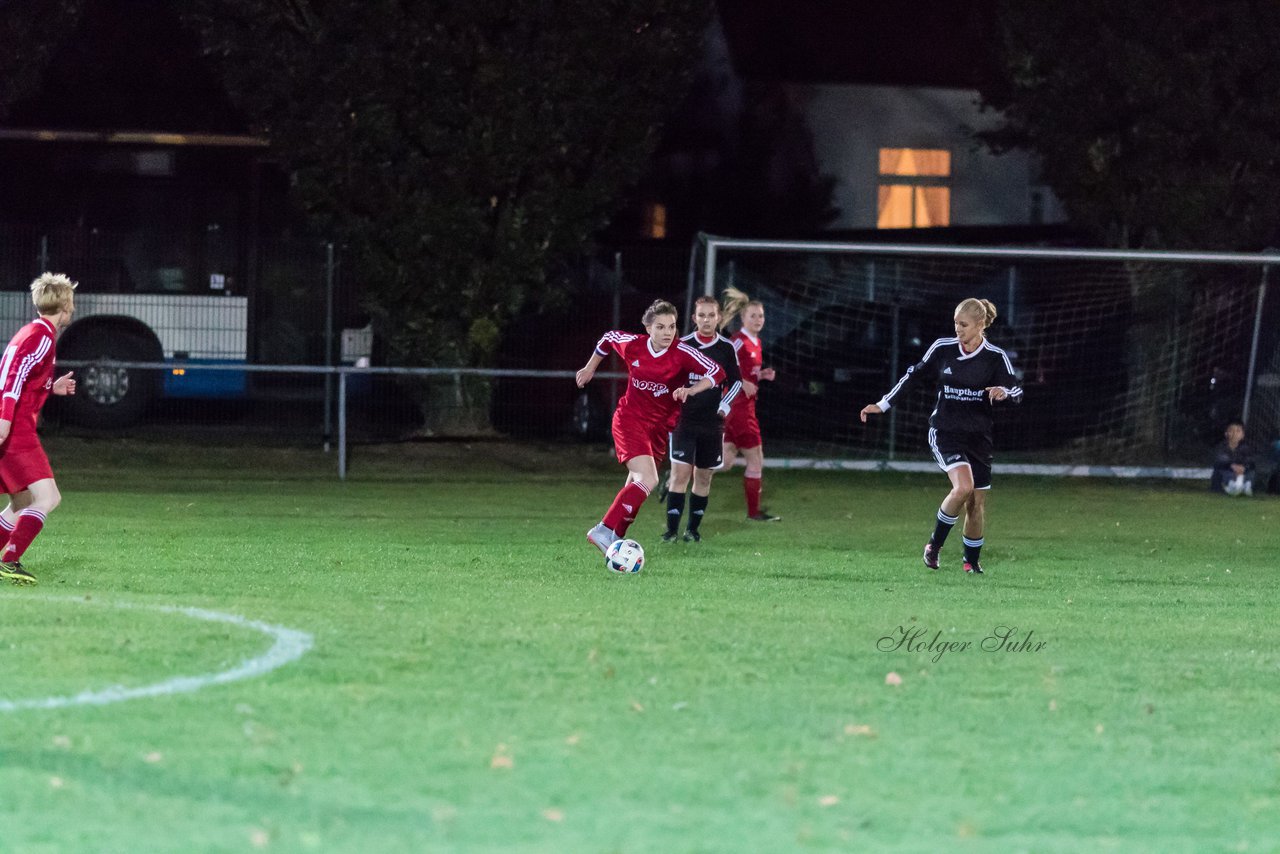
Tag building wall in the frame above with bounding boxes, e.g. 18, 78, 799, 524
785, 83, 1067, 230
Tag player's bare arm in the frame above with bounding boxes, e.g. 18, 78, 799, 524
0, 419, 9, 442
52, 371, 76, 396
859, 403, 884, 423
759, 368, 776, 381
576, 353, 604, 388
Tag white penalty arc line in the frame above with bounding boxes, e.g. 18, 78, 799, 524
0, 597, 314, 712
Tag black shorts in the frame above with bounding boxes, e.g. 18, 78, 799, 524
928, 428, 994, 489
669, 422, 724, 470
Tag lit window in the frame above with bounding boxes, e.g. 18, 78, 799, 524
877, 148, 951, 229
644, 202, 667, 239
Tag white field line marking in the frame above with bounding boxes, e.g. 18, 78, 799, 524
0, 596, 314, 712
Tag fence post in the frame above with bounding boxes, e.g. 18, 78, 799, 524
1006, 265, 1018, 325
323, 242, 336, 451
1242, 264, 1269, 426
611, 252, 622, 412
684, 237, 699, 335
338, 369, 348, 480
888, 303, 900, 461
702, 239, 717, 297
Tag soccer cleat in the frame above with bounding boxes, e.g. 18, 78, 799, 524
682, 530, 701, 543
746, 511, 781, 522
923, 542, 940, 570
660, 531, 679, 544
963, 561, 985, 575
586, 523, 618, 555
0, 561, 36, 585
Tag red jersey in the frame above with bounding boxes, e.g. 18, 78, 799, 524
594, 331, 724, 426
732, 330, 764, 384
0, 317, 58, 435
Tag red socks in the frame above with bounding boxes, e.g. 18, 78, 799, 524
602, 481, 651, 537
2, 508, 45, 563
744, 475, 762, 517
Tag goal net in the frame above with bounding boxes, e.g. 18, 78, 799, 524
691, 237, 1277, 469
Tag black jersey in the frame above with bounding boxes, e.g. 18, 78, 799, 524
876, 337, 1022, 434
675, 332, 742, 428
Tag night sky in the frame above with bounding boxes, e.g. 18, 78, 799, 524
8, 1, 1001, 134
7, 0, 241, 132
720, 0, 999, 88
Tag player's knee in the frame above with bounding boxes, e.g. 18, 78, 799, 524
693, 470, 714, 491
37, 489, 60, 514
744, 466, 763, 479
24, 481, 59, 513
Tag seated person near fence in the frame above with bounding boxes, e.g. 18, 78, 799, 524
1210, 420, 1255, 496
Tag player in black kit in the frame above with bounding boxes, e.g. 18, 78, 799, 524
860, 298, 1022, 574
662, 295, 743, 542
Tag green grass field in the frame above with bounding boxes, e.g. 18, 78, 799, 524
1, 438, 1276, 853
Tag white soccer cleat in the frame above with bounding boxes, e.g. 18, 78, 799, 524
586, 523, 618, 555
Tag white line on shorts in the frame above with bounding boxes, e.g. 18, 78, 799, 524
0, 596, 314, 712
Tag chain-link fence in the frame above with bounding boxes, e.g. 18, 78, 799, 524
12, 223, 1279, 481
3, 225, 692, 472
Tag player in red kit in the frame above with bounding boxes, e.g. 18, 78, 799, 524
576, 300, 724, 555
0, 273, 79, 585
720, 287, 779, 522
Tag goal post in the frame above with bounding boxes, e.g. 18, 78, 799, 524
691, 234, 1278, 471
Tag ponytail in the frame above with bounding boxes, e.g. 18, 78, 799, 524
955, 297, 997, 328
719, 286, 760, 331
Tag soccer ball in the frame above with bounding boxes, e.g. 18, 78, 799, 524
605, 538, 645, 574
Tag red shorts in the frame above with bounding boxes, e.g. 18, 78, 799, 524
612, 411, 670, 465
723, 400, 762, 450
0, 433, 54, 494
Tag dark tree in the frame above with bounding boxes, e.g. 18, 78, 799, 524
698, 83, 839, 237
0, 0, 87, 120
980, 1, 1280, 452
980, 0, 1280, 251
179, 1, 708, 431
636, 29, 840, 240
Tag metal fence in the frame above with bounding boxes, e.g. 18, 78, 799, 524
12, 222, 1280, 478
5, 224, 691, 468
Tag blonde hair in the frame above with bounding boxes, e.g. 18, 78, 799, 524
954, 297, 997, 328
31, 272, 77, 316
642, 299, 678, 327
719, 286, 762, 331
